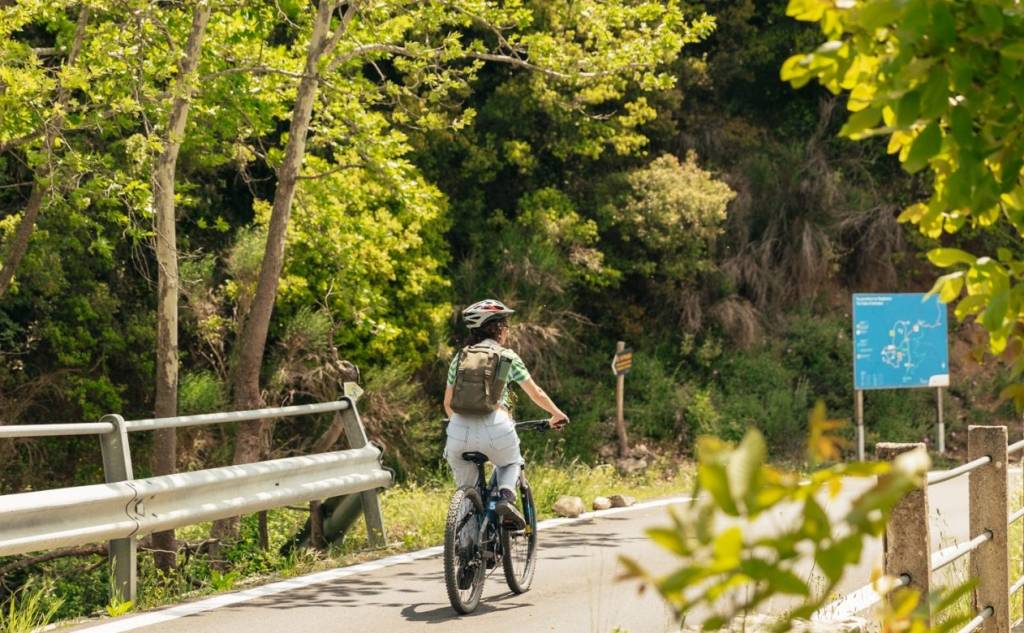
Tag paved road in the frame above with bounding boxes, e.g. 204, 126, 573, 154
69, 473, 994, 633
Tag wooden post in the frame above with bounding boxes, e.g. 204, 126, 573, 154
855, 390, 865, 461
936, 387, 945, 454
876, 442, 931, 622
615, 341, 629, 458
968, 425, 1009, 633
309, 500, 327, 550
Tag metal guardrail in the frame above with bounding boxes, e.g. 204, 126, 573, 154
1011, 575, 1024, 597
930, 530, 992, 573
926, 455, 991, 486
0, 422, 115, 438
0, 444, 388, 555
0, 395, 390, 603
122, 400, 354, 432
958, 606, 995, 633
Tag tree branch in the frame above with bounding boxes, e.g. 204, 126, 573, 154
0, 544, 106, 578
0, 5, 90, 298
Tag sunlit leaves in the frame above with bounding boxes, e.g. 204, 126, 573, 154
780, 0, 1024, 394
620, 420, 930, 630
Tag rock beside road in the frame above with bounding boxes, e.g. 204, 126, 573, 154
592, 496, 612, 510
552, 495, 585, 518
615, 457, 648, 474
609, 494, 636, 508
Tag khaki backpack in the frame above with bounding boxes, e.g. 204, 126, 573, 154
450, 343, 513, 415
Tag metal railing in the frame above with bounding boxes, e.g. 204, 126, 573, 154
930, 530, 992, 573
926, 455, 991, 486
868, 426, 1023, 631
0, 395, 391, 603
959, 606, 995, 633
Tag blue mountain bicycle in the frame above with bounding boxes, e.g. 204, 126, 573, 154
443, 419, 560, 614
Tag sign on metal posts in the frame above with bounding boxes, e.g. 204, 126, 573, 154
852, 293, 950, 459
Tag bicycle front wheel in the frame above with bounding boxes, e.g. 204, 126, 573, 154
444, 486, 486, 613
501, 476, 537, 593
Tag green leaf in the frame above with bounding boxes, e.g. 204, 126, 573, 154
839, 107, 882, 138
727, 429, 766, 512
647, 527, 689, 556
1001, 40, 1024, 61
950, 106, 974, 148
699, 463, 739, 516
895, 90, 921, 127
927, 248, 975, 267
857, 0, 902, 29
712, 526, 743, 569
931, 3, 957, 46
660, 566, 704, 593
982, 289, 1009, 332
903, 122, 942, 173
919, 69, 949, 119
802, 498, 831, 540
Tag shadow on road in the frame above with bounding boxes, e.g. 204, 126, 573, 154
400, 595, 532, 624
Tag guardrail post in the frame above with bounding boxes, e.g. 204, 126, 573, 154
968, 425, 1009, 633
877, 442, 931, 621
339, 397, 386, 547
98, 413, 137, 603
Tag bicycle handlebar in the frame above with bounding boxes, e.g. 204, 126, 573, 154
441, 417, 568, 432
515, 419, 553, 432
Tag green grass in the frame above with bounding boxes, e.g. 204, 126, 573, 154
0, 581, 63, 633
28, 457, 693, 625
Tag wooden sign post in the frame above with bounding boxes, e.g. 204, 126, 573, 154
611, 341, 633, 457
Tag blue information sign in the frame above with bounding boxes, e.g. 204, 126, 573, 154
852, 293, 949, 390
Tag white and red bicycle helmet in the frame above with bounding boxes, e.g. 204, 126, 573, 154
462, 299, 515, 329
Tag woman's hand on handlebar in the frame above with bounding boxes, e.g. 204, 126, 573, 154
548, 414, 569, 430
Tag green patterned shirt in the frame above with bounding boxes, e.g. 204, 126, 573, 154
447, 340, 530, 410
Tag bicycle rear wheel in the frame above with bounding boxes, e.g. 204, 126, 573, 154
444, 486, 486, 613
501, 476, 537, 593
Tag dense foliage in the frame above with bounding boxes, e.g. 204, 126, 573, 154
781, 0, 1024, 396
1, 0, 991, 492
3, 0, 1015, 624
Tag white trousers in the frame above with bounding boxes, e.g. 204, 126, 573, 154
444, 409, 522, 493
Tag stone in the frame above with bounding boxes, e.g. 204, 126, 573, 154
552, 495, 585, 518
608, 494, 636, 508
592, 496, 612, 511
616, 457, 648, 474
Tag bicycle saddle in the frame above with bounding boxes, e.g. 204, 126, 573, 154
462, 451, 489, 465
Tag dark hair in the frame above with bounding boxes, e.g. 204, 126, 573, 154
465, 317, 508, 346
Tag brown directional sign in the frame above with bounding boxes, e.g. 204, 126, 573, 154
611, 349, 633, 376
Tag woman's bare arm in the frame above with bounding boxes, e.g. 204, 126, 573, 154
519, 378, 568, 427
443, 384, 454, 418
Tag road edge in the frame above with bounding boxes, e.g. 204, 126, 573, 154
68, 495, 693, 633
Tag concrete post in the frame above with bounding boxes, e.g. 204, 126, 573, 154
98, 413, 137, 603
339, 397, 387, 547
968, 425, 1009, 633
877, 442, 931, 621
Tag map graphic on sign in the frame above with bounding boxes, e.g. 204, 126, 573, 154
853, 293, 949, 390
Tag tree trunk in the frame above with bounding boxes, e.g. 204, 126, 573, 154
213, 0, 352, 541
0, 7, 89, 298
151, 1, 213, 573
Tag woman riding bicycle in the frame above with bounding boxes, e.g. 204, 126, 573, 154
443, 299, 568, 528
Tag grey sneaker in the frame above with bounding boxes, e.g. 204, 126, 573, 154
496, 489, 526, 529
